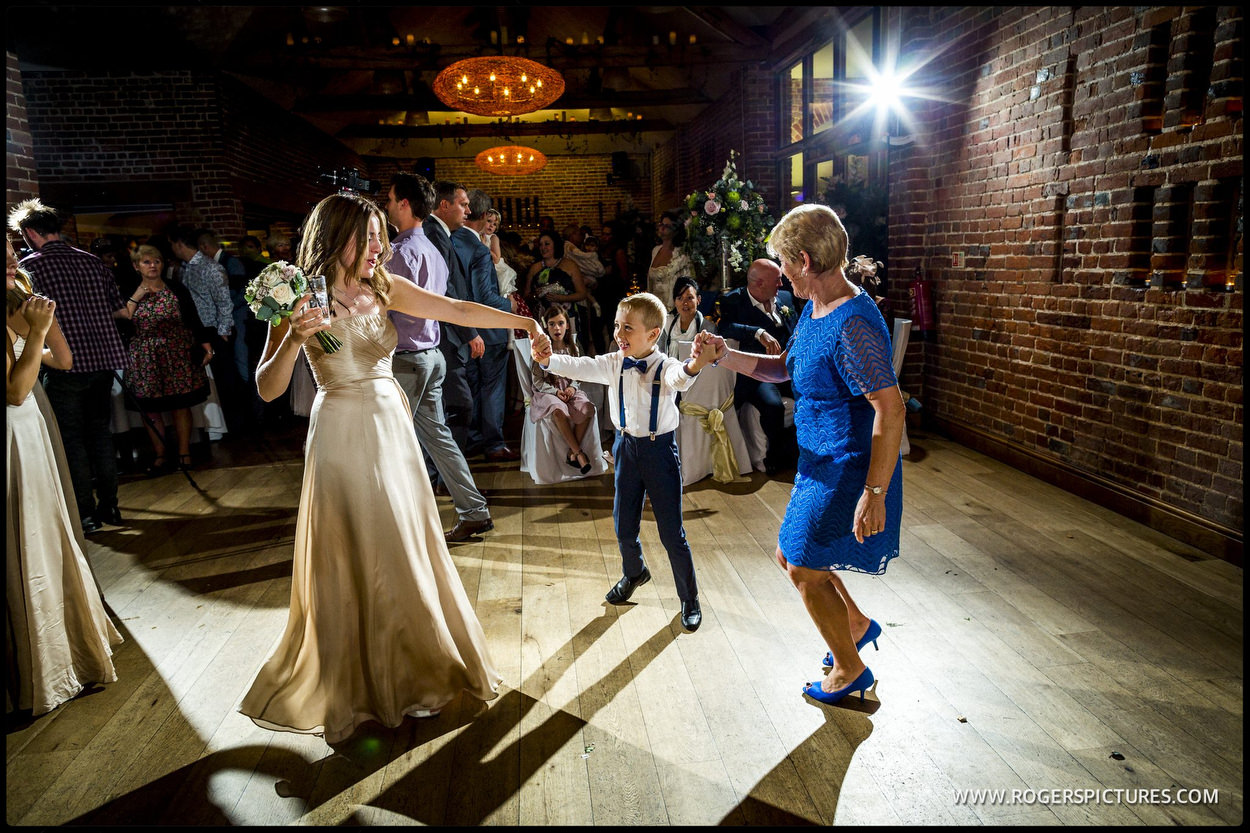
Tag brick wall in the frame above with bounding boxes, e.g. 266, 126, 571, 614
366, 153, 652, 239
890, 6, 1243, 536
20, 68, 240, 235
6, 51, 38, 209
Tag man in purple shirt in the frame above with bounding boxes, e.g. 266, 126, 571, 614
384, 173, 494, 543
8, 198, 128, 532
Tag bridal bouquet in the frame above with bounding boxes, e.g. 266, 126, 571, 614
245, 261, 341, 353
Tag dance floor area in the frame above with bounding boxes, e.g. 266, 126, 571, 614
5, 422, 1243, 826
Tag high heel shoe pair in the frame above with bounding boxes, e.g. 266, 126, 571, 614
822, 618, 881, 669
565, 450, 592, 475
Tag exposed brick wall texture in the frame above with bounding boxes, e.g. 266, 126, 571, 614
365, 154, 652, 239
6, 51, 39, 208
20, 69, 240, 235
890, 6, 1243, 532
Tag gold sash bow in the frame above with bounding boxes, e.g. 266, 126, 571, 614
679, 392, 740, 483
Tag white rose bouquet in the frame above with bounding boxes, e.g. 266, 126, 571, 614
245, 260, 342, 353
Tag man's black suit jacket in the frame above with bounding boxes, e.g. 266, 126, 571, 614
424, 218, 478, 362
716, 287, 800, 355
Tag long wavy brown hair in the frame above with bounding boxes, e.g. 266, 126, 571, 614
296, 192, 392, 306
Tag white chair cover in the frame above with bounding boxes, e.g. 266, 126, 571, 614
671, 341, 752, 486
109, 365, 228, 442
892, 317, 912, 457
511, 338, 608, 485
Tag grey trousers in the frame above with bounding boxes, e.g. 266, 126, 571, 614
392, 350, 490, 522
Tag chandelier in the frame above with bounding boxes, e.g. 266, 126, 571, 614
433, 56, 564, 117
475, 146, 548, 176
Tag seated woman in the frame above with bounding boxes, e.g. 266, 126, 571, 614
6, 238, 121, 717
528, 305, 596, 474
116, 244, 215, 473
658, 276, 717, 356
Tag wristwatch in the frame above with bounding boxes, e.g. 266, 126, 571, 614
864, 484, 886, 496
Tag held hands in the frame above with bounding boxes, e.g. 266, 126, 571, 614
531, 332, 553, 364
19, 295, 57, 335
690, 331, 727, 370
286, 294, 331, 345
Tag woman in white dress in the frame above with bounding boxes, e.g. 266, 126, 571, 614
6, 238, 121, 717
239, 192, 540, 745
646, 209, 694, 307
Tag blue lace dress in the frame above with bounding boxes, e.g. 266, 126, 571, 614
778, 290, 902, 574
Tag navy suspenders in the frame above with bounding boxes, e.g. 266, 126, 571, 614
619, 359, 665, 440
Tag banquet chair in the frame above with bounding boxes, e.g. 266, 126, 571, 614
510, 337, 608, 485
892, 317, 912, 457
672, 341, 752, 486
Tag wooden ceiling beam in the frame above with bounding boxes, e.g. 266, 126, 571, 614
236, 42, 763, 74
294, 88, 710, 114
337, 118, 674, 140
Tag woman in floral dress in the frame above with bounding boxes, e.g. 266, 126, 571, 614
119, 245, 214, 473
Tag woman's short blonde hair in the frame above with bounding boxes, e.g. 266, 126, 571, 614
135, 244, 163, 263
767, 203, 849, 276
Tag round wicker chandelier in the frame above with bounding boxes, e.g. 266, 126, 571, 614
475, 146, 548, 176
433, 56, 564, 117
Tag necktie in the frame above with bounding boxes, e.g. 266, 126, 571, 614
622, 356, 648, 373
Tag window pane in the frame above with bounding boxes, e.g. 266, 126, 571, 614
816, 159, 834, 201
788, 152, 805, 209
812, 42, 834, 135
785, 62, 804, 143
846, 15, 875, 80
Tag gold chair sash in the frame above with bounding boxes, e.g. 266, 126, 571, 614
679, 392, 740, 483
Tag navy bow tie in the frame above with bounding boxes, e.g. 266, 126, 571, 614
622, 356, 648, 373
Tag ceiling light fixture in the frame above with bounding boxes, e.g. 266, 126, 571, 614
475, 145, 548, 176
433, 56, 564, 117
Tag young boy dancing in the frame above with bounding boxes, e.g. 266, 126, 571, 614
531, 293, 717, 631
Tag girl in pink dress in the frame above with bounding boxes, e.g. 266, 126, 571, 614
528, 305, 595, 474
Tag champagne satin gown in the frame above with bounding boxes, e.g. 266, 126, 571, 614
6, 334, 121, 716
239, 313, 501, 744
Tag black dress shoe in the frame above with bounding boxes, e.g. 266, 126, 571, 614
81, 516, 104, 535
605, 566, 651, 604
680, 599, 702, 632
96, 505, 124, 526
445, 517, 494, 543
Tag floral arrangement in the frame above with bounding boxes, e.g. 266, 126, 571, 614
682, 149, 775, 286
244, 260, 342, 353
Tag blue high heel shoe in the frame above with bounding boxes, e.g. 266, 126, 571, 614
803, 666, 874, 705
823, 619, 882, 668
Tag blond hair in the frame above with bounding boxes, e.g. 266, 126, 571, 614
297, 192, 392, 305
616, 291, 666, 331
767, 203, 849, 275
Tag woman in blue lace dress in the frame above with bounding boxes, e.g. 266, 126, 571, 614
700, 203, 904, 705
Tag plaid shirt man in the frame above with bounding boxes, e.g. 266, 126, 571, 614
21, 240, 128, 372
180, 250, 234, 337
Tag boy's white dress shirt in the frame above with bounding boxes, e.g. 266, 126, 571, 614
544, 349, 696, 437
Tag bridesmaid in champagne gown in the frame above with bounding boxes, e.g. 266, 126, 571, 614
239, 193, 540, 744
6, 243, 121, 717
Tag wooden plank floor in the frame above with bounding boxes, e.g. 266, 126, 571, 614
6, 423, 1243, 826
